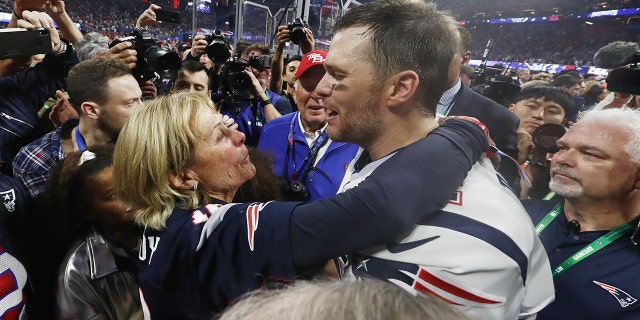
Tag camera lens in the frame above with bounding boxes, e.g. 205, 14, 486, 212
532, 123, 567, 153
145, 47, 181, 79
206, 39, 230, 64
290, 26, 306, 45
227, 71, 252, 95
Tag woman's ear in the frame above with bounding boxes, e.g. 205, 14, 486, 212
168, 169, 199, 191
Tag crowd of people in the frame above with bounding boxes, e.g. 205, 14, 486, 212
1, 0, 640, 319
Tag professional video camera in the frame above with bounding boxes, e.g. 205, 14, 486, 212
471, 39, 521, 106
593, 41, 640, 95
109, 28, 181, 81
205, 29, 231, 64
288, 18, 308, 45
0, 28, 52, 59
215, 53, 271, 102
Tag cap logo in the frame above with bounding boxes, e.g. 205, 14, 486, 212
307, 52, 325, 64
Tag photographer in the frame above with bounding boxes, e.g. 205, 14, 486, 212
0, 10, 78, 173
212, 43, 291, 146
269, 21, 315, 98
507, 85, 574, 199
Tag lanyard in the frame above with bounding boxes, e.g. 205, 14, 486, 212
75, 126, 87, 151
283, 114, 329, 180
552, 220, 636, 278
535, 199, 639, 278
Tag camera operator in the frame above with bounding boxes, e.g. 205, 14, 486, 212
269, 22, 315, 101
211, 44, 292, 146
507, 85, 574, 199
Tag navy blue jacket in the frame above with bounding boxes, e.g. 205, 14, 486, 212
449, 84, 521, 194
0, 46, 78, 168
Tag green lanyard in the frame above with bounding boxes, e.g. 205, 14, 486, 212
535, 198, 638, 278
551, 221, 636, 278
534, 201, 563, 234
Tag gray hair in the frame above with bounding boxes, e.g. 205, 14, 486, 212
578, 108, 640, 163
217, 279, 472, 320
75, 32, 109, 61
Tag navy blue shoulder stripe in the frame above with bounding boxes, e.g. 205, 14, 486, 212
419, 211, 529, 284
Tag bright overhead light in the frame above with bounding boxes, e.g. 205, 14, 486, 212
585, 21, 594, 25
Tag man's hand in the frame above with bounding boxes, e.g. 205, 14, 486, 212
300, 27, 315, 54
106, 41, 137, 69
136, 4, 161, 28
275, 25, 290, 51
222, 115, 238, 130
43, 0, 65, 19
190, 34, 208, 59
49, 90, 78, 128
516, 128, 534, 164
245, 69, 266, 98
17, 11, 62, 53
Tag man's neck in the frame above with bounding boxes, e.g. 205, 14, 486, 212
300, 119, 325, 138
564, 193, 640, 231
76, 120, 113, 149
366, 115, 438, 161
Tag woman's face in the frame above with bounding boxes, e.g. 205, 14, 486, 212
86, 167, 133, 226
187, 108, 256, 200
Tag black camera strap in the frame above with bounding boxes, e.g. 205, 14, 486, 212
282, 113, 329, 181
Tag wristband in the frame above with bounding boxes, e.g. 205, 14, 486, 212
260, 98, 272, 106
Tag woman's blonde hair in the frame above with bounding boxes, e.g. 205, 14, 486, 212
113, 92, 216, 229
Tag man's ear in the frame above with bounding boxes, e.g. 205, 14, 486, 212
81, 102, 100, 119
508, 103, 516, 112
386, 70, 420, 108
462, 51, 471, 65
168, 169, 199, 191
634, 168, 640, 190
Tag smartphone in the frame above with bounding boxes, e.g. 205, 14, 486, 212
155, 8, 181, 24
0, 28, 52, 60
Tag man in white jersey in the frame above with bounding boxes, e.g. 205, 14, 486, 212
315, 0, 554, 318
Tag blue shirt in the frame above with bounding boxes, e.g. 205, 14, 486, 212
220, 90, 289, 146
523, 199, 640, 319
257, 112, 358, 203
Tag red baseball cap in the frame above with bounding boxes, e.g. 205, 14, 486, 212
295, 50, 327, 79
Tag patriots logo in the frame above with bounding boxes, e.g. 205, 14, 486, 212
593, 280, 637, 308
246, 203, 267, 251
0, 189, 15, 213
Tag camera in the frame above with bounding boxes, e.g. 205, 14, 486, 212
110, 28, 181, 81
0, 28, 52, 59
471, 66, 521, 106
216, 53, 271, 101
287, 18, 308, 45
277, 178, 310, 201
532, 123, 567, 153
205, 29, 231, 64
